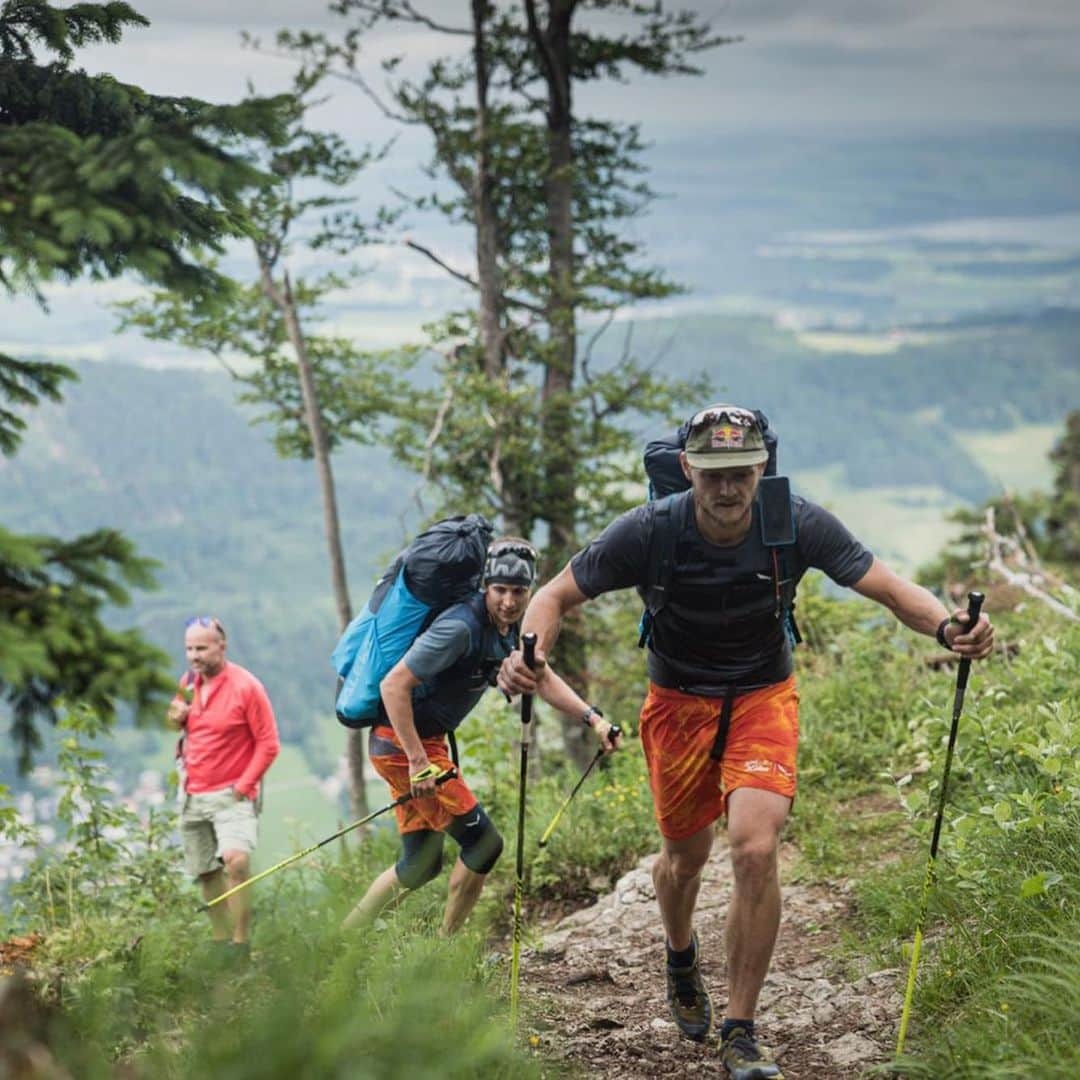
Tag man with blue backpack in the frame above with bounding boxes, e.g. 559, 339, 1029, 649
499, 403, 994, 1079
342, 536, 618, 935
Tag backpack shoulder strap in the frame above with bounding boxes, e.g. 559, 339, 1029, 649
456, 593, 488, 660
771, 509, 802, 646
638, 493, 682, 648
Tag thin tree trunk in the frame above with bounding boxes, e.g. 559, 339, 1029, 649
471, 0, 529, 537
260, 261, 370, 817
280, 273, 352, 633
528, 0, 593, 770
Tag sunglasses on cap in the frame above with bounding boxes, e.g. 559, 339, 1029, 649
185, 615, 226, 637
687, 405, 759, 432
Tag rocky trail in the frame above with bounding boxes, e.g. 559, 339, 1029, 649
519, 839, 900, 1079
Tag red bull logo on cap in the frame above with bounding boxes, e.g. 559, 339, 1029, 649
711, 424, 746, 449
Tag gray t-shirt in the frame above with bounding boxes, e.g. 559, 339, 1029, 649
397, 596, 517, 737
570, 491, 873, 693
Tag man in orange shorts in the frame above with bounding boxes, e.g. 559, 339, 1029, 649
500, 403, 994, 1078
344, 538, 618, 935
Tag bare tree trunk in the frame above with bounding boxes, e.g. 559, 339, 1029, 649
471, 0, 529, 538
528, 0, 593, 770
260, 261, 370, 816
280, 274, 352, 633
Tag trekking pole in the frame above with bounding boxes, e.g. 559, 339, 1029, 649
198, 769, 458, 912
509, 633, 537, 1028
538, 724, 623, 848
896, 591, 985, 1057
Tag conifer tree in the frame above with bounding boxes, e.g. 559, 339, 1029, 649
118, 63, 411, 814
0, 0, 288, 764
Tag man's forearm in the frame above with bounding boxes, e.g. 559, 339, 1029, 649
853, 558, 949, 638
236, 741, 279, 798
522, 585, 569, 654
884, 579, 950, 637
535, 666, 590, 720
384, 689, 427, 765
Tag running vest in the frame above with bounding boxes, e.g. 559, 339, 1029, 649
638, 491, 800, 693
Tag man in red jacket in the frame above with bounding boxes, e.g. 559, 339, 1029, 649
167, 617, 279, 959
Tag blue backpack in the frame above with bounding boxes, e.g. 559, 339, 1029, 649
332, 514, 494, 727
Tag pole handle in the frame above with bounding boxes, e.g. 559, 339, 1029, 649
955, 591, 985, 692
394, 766, 458, 806
606, 722, 623, 749
521, 633, 537, 730
965, 591, 985, 626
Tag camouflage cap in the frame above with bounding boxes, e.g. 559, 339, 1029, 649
683, 404, 769, 469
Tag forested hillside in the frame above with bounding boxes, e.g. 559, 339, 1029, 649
2, 302, 1076, 788
0, 361, 414, 781
618, 306, 1080, 500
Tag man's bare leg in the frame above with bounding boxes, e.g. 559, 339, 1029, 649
724, 787, 791, 1019
441, 858, 485, 935
652, 823, 715, 951
342, 866, 407, 929
221, 849, 252, 944
199, 868, 232, 941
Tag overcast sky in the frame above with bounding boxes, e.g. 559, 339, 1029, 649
75, 0, 1080, 136
7, 1, 1080, 366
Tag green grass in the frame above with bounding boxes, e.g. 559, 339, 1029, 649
788, 601, 1079, 1077
6, 583, 1077, 1078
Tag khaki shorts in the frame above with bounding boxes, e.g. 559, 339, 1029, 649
180, 787, 258, 878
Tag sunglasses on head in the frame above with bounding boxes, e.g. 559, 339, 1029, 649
185, 616, 226, 637
688, 406, 758, 432
488, 540, 538, 563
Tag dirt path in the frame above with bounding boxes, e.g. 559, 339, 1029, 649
520, 839, 900, 1078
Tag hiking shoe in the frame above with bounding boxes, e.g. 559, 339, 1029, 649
720, 1026, 784, 1079
665, 933, 712, 1041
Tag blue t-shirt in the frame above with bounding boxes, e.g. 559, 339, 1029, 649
570, 491, 873, 693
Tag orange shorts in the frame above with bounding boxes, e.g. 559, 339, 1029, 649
369, 726, 477, 835
639, 677, 799, 841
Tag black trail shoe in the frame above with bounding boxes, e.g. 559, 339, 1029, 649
720, 1026, 784, 1079
665, 933, 712, 1041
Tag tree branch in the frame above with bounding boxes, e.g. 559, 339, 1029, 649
404, 239, 545, 315
523, 0, 557, 104
343, 0, 470, 36
983, 506, 1079, 622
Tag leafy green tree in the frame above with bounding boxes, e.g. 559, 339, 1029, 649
1, 0, 288, 764
1047, 409, 1080, 562
284, 0, 721, 763
117, 63, 412, 813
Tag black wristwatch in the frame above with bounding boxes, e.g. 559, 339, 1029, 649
936, 616, 955, 651
581, 705, 604, 728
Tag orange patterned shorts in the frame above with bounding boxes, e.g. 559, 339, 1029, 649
369, 725, 478, 835
639, 677, 799, 841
